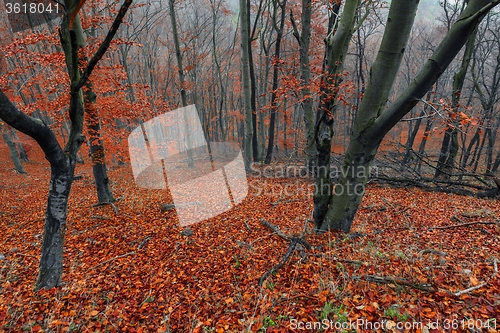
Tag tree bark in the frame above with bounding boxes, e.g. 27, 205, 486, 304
313, 0, 355, 228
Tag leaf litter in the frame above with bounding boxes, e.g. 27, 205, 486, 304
0, 154, 499, 332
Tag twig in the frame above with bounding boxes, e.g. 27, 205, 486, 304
91, 215, 110, 220
310, 253, 363, 266
451, 260, 498, 297
430, 221, 498, 231
271, 199, 299, 207
244, 219, 251, 231
301, 212, 314, 237
13, 252, 37, 258
418, 248, 448, 258
352, 274, 433, 292
259, 238, 298, 286
138, 289, 153, 307
235, 240, 254, 251
137, 236, 152, 249
90, 251, 136, 270
258, 219, 312, 285
275, 293, 318, 305
260, 219, 290, 240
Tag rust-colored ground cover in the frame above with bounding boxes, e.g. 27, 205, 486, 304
0, 144, 499, 332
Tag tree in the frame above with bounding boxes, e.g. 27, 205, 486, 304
0, 121, 26, 174
434, 0, 477, 180
169, 0, 195, 167
240, 0, 253, 169
264, 0, 287, 164
0, 0, 132, 289
315, 0, 500, 232
290, 0, 315, 169
312, 0, 357, 227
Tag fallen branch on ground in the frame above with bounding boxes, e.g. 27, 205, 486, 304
91, 215, 110, 220
137, 236, 152, 249
450, 260, 498, 297
258, 219, 312, 286
430, 220, 498, 231
260, 219, 290, 240
352, 274, 434, 292
259, 238, 298, 286
236, 240, 254, 251
90, 251, 136, 270
271, 199, 299, 207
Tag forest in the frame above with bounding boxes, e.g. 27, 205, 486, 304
0, 0, 499, 331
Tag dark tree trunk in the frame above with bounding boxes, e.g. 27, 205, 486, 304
248, 0, 264, 161
264, 0, 286, 164
169, 0, 194, 168
460, 126, 480, 170
472, 127, 489, 173
10, 128, 29, 162
492, 150, 500, 173
84, 84, 115, 204
434, 126, 456, 179
416, 116, 434, 174
401, 107, 425, 166
37, 164, 74, 289
291, 0, 315, 170
435, 25, 476, 179
312, 0, 353, 227
1, 123, 26, 174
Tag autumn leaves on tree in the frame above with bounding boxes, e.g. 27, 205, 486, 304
0, 0, 132, 289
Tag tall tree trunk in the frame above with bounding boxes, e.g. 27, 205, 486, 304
492, 149, 500, 173
472, 126, 489, 173
85, 84, 115, 204
291, 0, 315, 170
84, 15, 115, 204
313, 0, 359, 227
248, 0, 265, 161
401, 107, 425, 166
321, 0, 420, 231
169, 0, 194, 167
264, 0, 287, 164
460, 126, 480, 171
240, 0, 253, 169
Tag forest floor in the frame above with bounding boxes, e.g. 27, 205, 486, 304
0, 147, 499, 333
